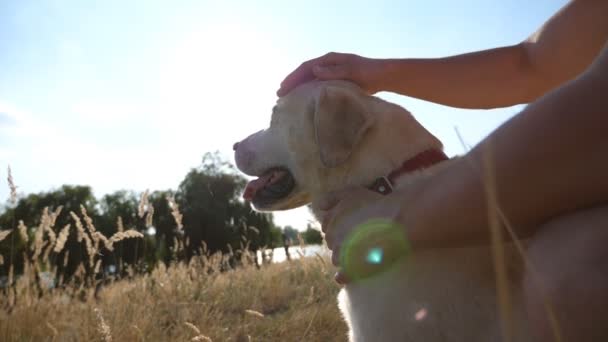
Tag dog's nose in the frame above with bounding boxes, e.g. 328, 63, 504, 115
233, 142, 239, 151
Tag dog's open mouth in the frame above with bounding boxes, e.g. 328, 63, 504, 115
243, 167, 296, 208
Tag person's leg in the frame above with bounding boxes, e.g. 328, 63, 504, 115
523, 204, 608, 342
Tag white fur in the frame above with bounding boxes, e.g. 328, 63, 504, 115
234, 80, 532, 341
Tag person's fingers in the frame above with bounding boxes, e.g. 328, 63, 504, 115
276, 52, 350, 96
277, 56, 323, 97
312, 64, 352, 80
277, 73, 315, 97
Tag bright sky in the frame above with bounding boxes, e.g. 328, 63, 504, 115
0, 0, 567, 229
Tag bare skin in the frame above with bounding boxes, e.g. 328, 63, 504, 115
277, 1, 608, 108
280, 1, 608, 341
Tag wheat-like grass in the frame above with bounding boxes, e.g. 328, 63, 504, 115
17, 220, 28, 242
455, 131, 562, 342
244, 309, 265, 318
7, 165, 17, 205
94, 259, 102, 274
110, 229, 144, 242
0, 246, 343, 341
184, 322, 201, 335
31, 208, 51, 260
94, 307, 113, 342
166, 194, 183, 230
138, 189, 149, 218
62, 250, 70, 267
74, 263, 85, 279
42, 240, 54, 263
80, 205, 96, 234
0, 229, 12, 242
46, 321, 58, 337
53, 224, 71, 253
45, 213, 57, 247
116, 216, 124, 233
94, 231, 112, 251
145, 204, 154, 228
70, 212, 85, 243
108, 230, 144, 248
481, 142, 513, 342
83, 232, 95, 267
0, 175, 344, 341
50, 206, 62, 228
131, 325, 144, 341
66, 209, 96, 265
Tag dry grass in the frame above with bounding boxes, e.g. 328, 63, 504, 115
0, 251, 346, 341
1, 171, 346, 341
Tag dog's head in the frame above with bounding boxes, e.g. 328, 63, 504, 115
234, 80, 442, 211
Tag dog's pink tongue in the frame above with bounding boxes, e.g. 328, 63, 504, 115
243, 170, 286, 201
243, 176, 269, 201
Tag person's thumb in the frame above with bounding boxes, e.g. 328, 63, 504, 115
313, 64, 351, 80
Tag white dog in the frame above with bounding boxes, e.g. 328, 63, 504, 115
234, 80, 531, 341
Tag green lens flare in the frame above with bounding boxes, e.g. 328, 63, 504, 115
366, 247, 384, 264
339, 218, 410, 282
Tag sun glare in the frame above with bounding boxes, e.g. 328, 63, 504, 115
158, 22, 288, 145
156, 21, 311, 228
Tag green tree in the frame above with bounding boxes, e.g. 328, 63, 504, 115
176, 152, 276, 263
282, 225, 299, 245
302, 224, 323, 245
97, 190, 149, 274
0, 185, 99, 277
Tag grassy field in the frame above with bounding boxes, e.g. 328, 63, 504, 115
0, 174, 348, 342
0, 252, 347, 341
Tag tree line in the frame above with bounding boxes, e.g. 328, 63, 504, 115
0, 152, 322, 284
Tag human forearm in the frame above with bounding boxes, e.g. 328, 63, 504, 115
404, 43, 608, 247
378, 44, 538, 109
377, 0, 608, 109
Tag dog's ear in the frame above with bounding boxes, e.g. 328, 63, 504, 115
314, 86, 374, 168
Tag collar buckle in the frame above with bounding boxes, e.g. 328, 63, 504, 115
369, 176, 394, 195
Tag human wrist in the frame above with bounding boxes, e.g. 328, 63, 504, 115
368, 58, 416, 95
364, 58, 401, 94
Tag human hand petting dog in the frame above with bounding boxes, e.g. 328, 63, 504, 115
277, 52, 387, 97
315, 186, 412, 285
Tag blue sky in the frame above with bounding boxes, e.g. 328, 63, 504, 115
0, 0, 567, 228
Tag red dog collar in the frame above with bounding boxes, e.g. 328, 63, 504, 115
368, 149, 449, 195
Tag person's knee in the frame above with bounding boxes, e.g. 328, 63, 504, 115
523, 205, 608, 341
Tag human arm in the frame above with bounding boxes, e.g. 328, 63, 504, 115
278, 0, 608, 109
317, 41, 608, 281
404, 40, 608, 247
